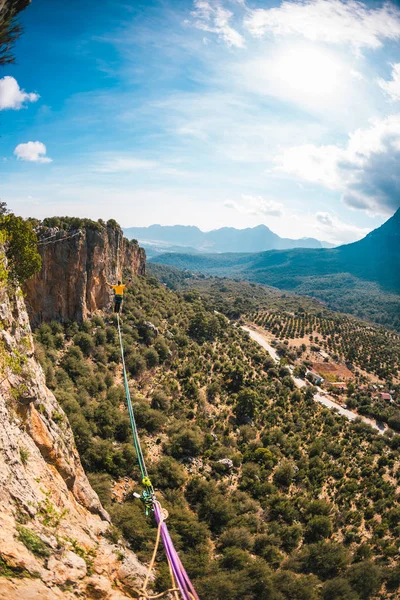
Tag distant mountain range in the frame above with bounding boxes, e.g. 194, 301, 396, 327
150, 209, 400, 329
123, 224, 335, 257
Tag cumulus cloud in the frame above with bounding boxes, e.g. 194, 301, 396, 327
315, 211, 370, 243
378, 63, 400, 102
14, 142, 52, 163
275, 115, 400, 215
0, 76, 39, 110
96, 157, 159, 172
191, 0, 245, 48
225, 195, 284, 217
244, 0, 400, 54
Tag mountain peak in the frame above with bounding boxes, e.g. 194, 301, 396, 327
364, 208, 400, 240
124, 224, 330, 254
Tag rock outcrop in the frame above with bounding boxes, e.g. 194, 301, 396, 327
0, 281, 147, 598
24, 222, 146, 327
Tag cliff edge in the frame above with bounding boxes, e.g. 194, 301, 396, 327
0, 278, 147, 598
24, 221, 146, 327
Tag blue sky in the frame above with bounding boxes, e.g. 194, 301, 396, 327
1, 0, 400, 244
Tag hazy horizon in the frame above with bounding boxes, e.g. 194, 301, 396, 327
124, 221, 337, 241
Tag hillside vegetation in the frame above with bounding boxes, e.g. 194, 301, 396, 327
151, 269, 400, 429
33, 274, 400, 600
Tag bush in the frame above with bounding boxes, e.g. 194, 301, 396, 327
322, 577, 359, 600
273, 460, 297, 488
220, 547, 251, 570
235, 390, 258, 423
61, 347, 91, 381
303, 542, 350, 580
110, 502, 155, 558
305, 516, 333, 542
198, 492, 235, 533
154, 338, 170, 362
169, 427, 204, 458
134, 404, 166, 433
346, 561, 381, 600
151, 390, 170, 411
152, 457, 186, 489
87, 473, 113, 509
17, 526, 51, 558
145, 348, 159, 368
1, 213, 41, 281
273, 571, 320, 600
219, 527, 253, 551
206, 381, 221, 403
126, 352, 146, 377
73, 332, 94, 356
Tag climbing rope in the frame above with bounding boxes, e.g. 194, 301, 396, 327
37, 231, 82, 246
116, 314, 199, 600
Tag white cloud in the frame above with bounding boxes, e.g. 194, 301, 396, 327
275, 115, 400, 215
14, 142, 52, 164
244, 0, 400, 54
275, 143, 343, 189
96, 157, 159, 172
191, 0, 245, 48
225, 195, 284, 217
378, 63, 400, 102
0, 76, 39, 110
315, 211, 370, 243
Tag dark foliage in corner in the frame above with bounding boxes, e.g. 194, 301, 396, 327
0, 0, 30, 65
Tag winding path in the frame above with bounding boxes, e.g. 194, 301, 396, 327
241, 325, 386, 434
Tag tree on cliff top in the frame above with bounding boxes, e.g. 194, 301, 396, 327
0, 0, 30, 65
0, 202, 42, 282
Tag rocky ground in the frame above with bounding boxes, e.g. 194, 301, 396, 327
0, 285, 147, 598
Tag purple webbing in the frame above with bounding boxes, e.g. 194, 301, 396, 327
154, 503, 200, 600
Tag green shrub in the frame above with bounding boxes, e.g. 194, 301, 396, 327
322, 577, 359, 600
273, 460, 297, 488
144, 348, 159, 368
17, 526, 51, 558
346, 561, 381, 600
134, 403, 166, 433
234, 390, 258, 423
305, 516, 333, 542
169, 427, 204, 458
219, 527, 253, 551
74, 332, 94, 356
19, 447, 29, 466
152, 457, 186, 489
0, 213, 41, 281
151, 389, 170, 411
220, 547, 251, 570
126, 352, 146, 377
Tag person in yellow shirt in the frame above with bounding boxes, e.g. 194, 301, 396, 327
106, 279, 131, 313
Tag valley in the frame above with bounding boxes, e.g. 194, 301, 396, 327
151, 208, 400, 332
241, 325, 387, 433
0, 213, 399, 600
34, 267, 400, 599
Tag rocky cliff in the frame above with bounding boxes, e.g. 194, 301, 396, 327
0, 280, 147, 599
24, 222, 146, 327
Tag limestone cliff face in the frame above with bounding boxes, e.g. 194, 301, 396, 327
0, 283, 146, 599
24, 223, 146, 327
